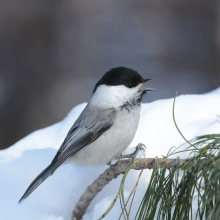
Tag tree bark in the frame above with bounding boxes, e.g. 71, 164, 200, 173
72, 157, 188, 220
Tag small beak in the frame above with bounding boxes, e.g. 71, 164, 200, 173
139, 79, 154, 92
143, 79, 152, 83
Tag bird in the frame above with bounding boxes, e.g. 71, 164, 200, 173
19, 66, 153, 203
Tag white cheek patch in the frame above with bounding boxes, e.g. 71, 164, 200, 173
90, 84, 142, 108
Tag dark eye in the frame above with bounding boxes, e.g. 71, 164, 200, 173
128, 83, 133, 88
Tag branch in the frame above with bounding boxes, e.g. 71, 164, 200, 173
72, 157, 188, 220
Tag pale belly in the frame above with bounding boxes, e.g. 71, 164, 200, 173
70, 107, 141, 166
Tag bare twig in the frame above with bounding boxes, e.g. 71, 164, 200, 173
128, 169, 143, 215
119, 169, 144, 220
72, 157, 188, 220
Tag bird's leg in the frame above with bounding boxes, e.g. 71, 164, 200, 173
107, 154, 122, 166
107, 143, 146, 166
115, 143, 146, 162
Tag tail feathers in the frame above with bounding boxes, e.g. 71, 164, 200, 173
19, 163, 55, 203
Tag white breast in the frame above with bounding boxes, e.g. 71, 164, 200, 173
70, 106, 141, 166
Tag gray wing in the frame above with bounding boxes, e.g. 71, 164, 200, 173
51, 105, 116, 172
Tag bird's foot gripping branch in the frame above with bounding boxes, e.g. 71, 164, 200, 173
107, 143, 146, 166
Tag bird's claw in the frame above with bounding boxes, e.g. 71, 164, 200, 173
129, 143, 146, 162
107, 143, 146, 166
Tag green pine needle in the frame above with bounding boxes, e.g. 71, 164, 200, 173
100, 92, 220, 219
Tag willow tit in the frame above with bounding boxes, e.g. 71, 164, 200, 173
19, 66, 153, 202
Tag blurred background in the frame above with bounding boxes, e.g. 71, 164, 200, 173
0, 0, 220, 150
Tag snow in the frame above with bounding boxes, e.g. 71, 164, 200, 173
1, 88, 220, 220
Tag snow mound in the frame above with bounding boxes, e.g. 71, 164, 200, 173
0, 88, 220, 220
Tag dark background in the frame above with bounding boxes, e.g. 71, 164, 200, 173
1, 0, 220, 150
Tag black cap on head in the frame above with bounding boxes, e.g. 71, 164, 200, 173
93, 67, 144, 93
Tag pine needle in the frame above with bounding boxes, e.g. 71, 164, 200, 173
119, 169, 144, 220
98, 161, 137, 220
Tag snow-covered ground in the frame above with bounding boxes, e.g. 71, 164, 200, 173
1, 88, 220, 220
